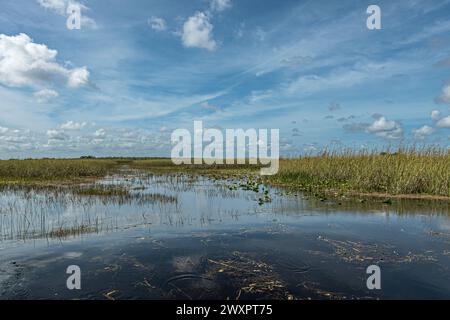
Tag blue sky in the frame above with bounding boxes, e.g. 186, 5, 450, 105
0, 0, 450, 158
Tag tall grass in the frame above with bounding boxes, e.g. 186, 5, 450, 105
0, 149, 448, 198
268, 148, 450, 197
0, 159, 117, 183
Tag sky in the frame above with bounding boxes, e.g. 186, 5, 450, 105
0, 0, 450, 158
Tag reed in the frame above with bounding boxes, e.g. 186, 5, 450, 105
0, 159, 117, 184
268, 147, 450, 197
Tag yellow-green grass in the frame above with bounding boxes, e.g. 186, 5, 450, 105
268, 149, 450, 199
0, 159, 118, 186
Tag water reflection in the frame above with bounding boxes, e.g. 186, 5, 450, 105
0, 170, 449, 299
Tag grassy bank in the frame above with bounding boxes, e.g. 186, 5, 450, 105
268, 149, 450, 199
0, 159, 118, 186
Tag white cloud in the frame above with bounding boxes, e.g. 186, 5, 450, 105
437, 116, 450, 128
34, 88, 59, 103
367, 117, 403, 139
431, 110, 441, 121
149, 16, 167, 31
47, 129, 69, 140
37, 0, 67, 14
60, 121, 87, 130
210, 0, 232, 12
94, 128, 106, 138
181, 12, 217, 51
438, 83, 450, 104
0, 33, 89, 89
67, 67, 89, 88
285, 62, 405, 95
413, 125, 434, 139
248, 90, 273, 103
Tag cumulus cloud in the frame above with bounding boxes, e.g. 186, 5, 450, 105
182, 12, 217, 51
210, 0, 232, 12
148, 16, 167, 31
437, 116, 450, 128
67, 67, 89, 88
0, 33, 90, 90
367, 117, 403, 139
60, 121, 87, 130
413, 125, 434, 139
34, 88, 59, 103
345, 116, 403, 139
0, 128, 34, 150
47, 129, 69, 140
431, 110, 441, 121
94, 128, 106, 138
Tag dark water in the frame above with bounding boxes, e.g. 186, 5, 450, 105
0, 171, 449, 299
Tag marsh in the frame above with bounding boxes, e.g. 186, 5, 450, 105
0, 168, 449, 300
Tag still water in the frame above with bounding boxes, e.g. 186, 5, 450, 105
0, 171, 449, 299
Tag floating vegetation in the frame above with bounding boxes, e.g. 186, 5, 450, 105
258, 189, 272, 205
239, 180, 260, 192
206, 251, 293, 300
318, 236, 438, 264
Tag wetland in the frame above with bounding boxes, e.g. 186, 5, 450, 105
0, 157, 449, 299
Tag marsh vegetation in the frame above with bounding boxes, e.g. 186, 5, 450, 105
0, 159, 117, 186
1, 148, 448, 200
0, 152, 449, 299
130, 148, 450, 200
270, 148, 450, 199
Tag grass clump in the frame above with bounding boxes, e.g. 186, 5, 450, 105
75, 186, 130, 196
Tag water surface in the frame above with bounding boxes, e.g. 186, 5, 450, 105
1, 171, 449, 299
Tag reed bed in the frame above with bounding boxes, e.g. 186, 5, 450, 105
268, 148, 450, 197
0, 159, 117, 184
